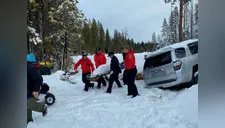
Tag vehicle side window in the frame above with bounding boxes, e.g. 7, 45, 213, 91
175, 48, 186, 58
188, 41, 198, 55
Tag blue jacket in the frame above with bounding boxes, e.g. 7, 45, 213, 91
27, 62, 43, 99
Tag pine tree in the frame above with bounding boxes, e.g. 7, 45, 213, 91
50, 0, 84, 70
164, 0, 191, 42
112, 29, 119, 52
91, 19, 98, 53
183, 2, 191, 40
194, 3, 198, 39
161, 18, 169, 46
27, 0, 43, 54
105, 28, 111, 53
151, 32, 157, 43
98, 23, 105, 52
157, 35, 163, 45
82, 20, 92, 52
168, 6, 179, 44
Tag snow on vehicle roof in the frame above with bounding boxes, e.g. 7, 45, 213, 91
168, 39, 198, 49
145, 39, 198, 59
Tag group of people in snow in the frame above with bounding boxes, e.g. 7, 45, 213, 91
26, 46, 139, 124
74, 47, 139, 98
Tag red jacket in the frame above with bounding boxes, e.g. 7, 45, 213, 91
94, 52, 106, 68
124, 50, 136, 70
74, 58, 95, 73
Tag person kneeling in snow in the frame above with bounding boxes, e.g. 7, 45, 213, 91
74, 52, 95, 91
27, 53, 48, 124
106, 52, 122, 93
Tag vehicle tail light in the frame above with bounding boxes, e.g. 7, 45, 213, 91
173, 60, 182, 71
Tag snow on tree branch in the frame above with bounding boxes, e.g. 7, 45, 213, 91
27, 26, 42, 45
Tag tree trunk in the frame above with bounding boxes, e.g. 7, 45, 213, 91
179, 0, 183, 42
190, 0, 193, 39
27, 31, 30, 54
62, 31, 67, 71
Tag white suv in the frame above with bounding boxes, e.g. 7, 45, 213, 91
143, 39, 198, 88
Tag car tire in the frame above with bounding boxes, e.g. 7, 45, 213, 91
187, 71, 198, 88
45, 93, 56, 106
193, 71, 198, 85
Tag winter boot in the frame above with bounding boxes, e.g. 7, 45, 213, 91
84, 85, 89, 91
131, 94, 139, 98
89, 83, 94, 88
106, 90, 111, 93
42, 104, 48, 117
97, 85, 101, 89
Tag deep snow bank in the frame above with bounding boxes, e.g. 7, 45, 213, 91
27, 71, 197, 128
171, 85, 198, 123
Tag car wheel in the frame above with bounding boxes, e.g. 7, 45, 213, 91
193, 71, 198, 85
45, 93, 56, 106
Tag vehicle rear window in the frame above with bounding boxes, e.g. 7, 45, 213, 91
175, 48, 186, 58
188, 41, 198, 55
144, 51, 172, 69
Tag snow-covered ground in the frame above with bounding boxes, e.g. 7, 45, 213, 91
27, 53, 198, 128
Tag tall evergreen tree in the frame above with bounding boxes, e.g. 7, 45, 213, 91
98, 23, 105, 52
151, 32, 157, 43
50, 0, 83, 70
157, 35, 163, 45
161, 18, 169, 46
82, 20, 92, 52
168, 6, 179, 44
194, 3, 198, 39
91, 19, 98, 52
112, 29, 119, 52
105, 28, 111, 53
183, 3, 191, 40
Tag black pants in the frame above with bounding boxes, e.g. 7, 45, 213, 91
82, 72, 93, 90
106, 73, 122, 93
97, 76, 106, 88
123, 70, 128, 85
125, 68, 139, 96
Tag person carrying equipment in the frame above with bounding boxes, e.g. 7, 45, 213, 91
106, 52, 122, 93
74, 52, 95, 91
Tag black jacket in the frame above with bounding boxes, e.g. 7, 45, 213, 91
122, 53, 126, 61
27, 62, 43, 99
110, 56, 121, 74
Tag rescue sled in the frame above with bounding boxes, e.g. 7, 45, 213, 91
86, 64, 111, 82
60, 71, 78, 84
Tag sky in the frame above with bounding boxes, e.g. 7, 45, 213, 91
77, 0, 172, 42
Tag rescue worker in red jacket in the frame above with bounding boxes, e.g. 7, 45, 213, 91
74, 52, 95, 91
123, 47, 139, 98
94, 47, 107, 89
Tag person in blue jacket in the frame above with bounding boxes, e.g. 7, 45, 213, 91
27, 53, 47, 124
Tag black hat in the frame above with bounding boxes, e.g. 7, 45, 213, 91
82, 51, 88, 57
108, 52, 114, 57
96, 47, 101, 51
